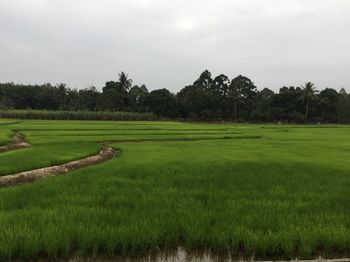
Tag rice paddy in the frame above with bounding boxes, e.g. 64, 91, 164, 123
0, 119, 349, 260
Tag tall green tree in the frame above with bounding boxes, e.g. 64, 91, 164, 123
228, 75, 257, 121
300, 82, 318, 122
250, 88, 275, 121
227, 81, 241, 121
212, 74, 230, 96
57, 83, 68, 110
101, 72, 133, 111
176, 85, 212, 119
271, 86, 304, 122
318, 88, 339, 122
144, 89, 176, 117
129, 84, 148, 111
193, 70, 213, 90
79, 86, 100, 111
118, 72, 132, 92
336, 88, 350, 122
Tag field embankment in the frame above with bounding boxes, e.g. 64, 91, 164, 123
0, 132, 31, 153
0, 144, 117, 187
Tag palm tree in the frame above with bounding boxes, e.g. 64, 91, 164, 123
228, 81, 242, 122
118, 72, 132, 92
300, 82, 318, 122
57, 83, 68, 110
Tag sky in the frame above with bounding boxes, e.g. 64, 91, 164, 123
0, 0, 350, 92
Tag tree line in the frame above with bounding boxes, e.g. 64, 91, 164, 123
1, 70, 350, 123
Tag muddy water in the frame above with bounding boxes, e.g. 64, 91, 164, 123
64, 247, 350, 262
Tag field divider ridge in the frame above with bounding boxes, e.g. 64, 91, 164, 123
0, 132, 31, 153
0, 142, 118, 188
98, 135, 262, 144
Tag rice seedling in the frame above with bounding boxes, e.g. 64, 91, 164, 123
0, 120, 349, 260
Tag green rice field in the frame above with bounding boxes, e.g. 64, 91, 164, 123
0, 119, 349, 260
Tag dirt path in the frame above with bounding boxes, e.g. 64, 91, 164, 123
0, 145, 118, 187
0, 132, 31, 153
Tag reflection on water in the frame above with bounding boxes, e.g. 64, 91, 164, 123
68, 247, 230, 262
67, 247, 350, 262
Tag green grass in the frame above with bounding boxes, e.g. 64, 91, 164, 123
0, 119, 14, 146
0, 120, 349, 260
0, 131, 11, 146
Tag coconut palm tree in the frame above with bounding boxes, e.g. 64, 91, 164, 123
118, 72, 132, 92
300, 82, 318, 122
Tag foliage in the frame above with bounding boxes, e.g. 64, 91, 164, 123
144, 89, 176, 118
0, 70, 350, 122
300, 82, 318, 122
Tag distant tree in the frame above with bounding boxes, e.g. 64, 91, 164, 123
176, 85, 213, 119
250, 88, 275, 121
318, 88, 339, 122
97, 89, 124, 111
66, 88, 80, 111
144, 89, 176, 117
1, 72, 350, 123
191, 70, 226, 118
193, 70, 213, 90
227, 81, 242, 121
129, 84, 148, 111
271, 86, 304, 122
259, 87, 275, 101
118, 72, 132, 92
231, 75, 257, 100
336, 88, 350, 122
36, 84, 60, 110
300, 82, 318, 122
102, 81, 119, 92
228, 75, 257, 121
101, 72, 133, 111
339, 88, 347, 95
79, 86, 100, 111
0, 84, 13, 109
212, 74, 230, 96
57, 83, 68, 110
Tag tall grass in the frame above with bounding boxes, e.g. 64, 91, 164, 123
0, 110, 158, 121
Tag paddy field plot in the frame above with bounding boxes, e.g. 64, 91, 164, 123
0, 119, 349, 260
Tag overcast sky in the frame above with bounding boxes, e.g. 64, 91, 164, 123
0, 0, 349, 92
